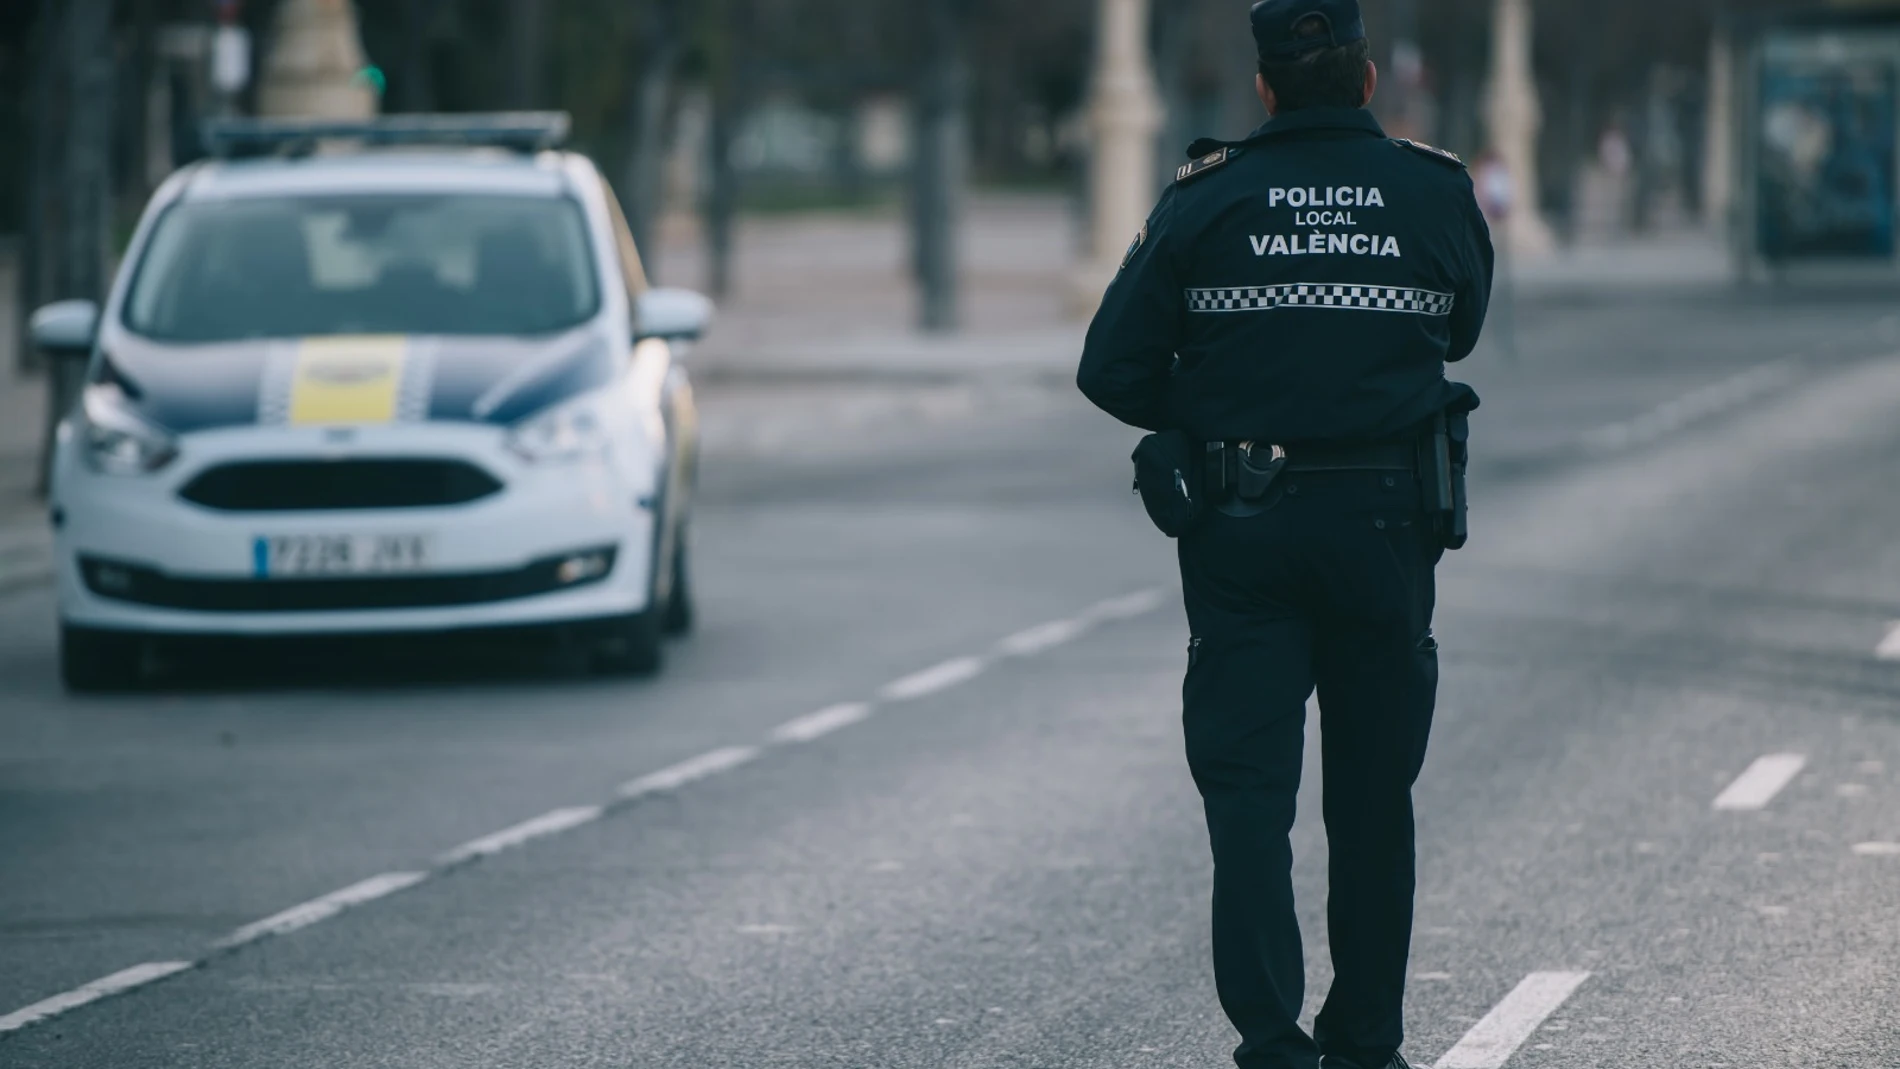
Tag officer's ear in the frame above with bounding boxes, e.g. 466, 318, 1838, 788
1361, 59, 1379, 109
1256, 73, 1278, 116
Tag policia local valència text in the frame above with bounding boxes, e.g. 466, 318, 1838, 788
1255, 185, 1402, 258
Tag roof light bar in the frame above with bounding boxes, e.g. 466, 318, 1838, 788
201, 112, 572, 158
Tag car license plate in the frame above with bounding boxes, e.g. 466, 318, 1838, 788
253, 534, 431, 578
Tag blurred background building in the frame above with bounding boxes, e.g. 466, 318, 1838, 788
2, 0, 1898, 375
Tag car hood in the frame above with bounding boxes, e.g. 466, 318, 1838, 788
102, 328, 617, 434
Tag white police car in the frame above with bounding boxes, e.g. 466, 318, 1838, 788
34, 115, 707, 691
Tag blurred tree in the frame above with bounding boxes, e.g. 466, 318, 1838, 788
913, 0, 969, 332
624, 0, 687, 274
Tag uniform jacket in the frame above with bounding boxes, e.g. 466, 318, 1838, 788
1077, 107, 1492, 444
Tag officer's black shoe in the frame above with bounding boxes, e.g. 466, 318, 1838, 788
1318, 1054, 1416, 1069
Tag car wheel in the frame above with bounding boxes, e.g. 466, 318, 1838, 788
591, 609, 663, 677
61, 626, 144, 693
662, 536, 694, 637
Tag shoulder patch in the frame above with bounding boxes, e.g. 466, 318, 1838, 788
1392, 138, 1465, 169
1176, 147, 1233, 184
1120, 222, 1147, 271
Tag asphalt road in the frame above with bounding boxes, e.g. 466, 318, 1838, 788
3, 290, 1899, 1068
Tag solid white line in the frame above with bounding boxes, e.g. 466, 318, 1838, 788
1713, 753, 1808, 811
618, 746, 761, 799
438, 805, 604, 865
0, 961, 194, 1035
213, 871, 428, 950
772, 703, 873, 744
1087, 587, 1169, 621
879, 657, 986, 702
996, 618, 1090, 657
1877, 621, 1900, 660
1435, 971, 1591, 1069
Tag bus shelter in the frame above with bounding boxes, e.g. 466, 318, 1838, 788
1731, 7, 1900, 282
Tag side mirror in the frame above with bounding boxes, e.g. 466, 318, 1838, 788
635, 288, 713, 344
30, 300, 100, 359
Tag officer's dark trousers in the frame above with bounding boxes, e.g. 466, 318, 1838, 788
1179, 471, 1440, 1069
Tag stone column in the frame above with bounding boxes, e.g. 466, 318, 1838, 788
1070, 0, 1164, 316
257, 0, 376, 119
1483, 0, 1556, 256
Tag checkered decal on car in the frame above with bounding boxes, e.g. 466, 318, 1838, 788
1186, 284, 1456, 316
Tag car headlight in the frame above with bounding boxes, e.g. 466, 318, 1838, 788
80, 382, 178, 475
506, 393, 613, 464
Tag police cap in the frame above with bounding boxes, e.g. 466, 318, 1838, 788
1250, 0, 1366, 61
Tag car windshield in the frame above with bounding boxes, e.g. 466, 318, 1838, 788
123, 193, 601, 342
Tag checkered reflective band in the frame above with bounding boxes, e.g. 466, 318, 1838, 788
1185, 284, 1456, 316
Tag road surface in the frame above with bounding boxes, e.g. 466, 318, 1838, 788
3, 288, 1898, 1068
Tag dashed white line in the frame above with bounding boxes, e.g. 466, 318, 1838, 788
1713, 753, 1807, 811
1435, 971, 1591, 1069
772, 702, 873, 744
1579, 360, 1800, 454
1851, 841, 1900, 857
618, 746, 761, 798
0, 961, 194, 1035
214, 871, 428, 950
1877, 621, 1900, 660
438, 806, 604, 865
2, 585, 1172, 1038
1088, 587, 1169, 621
880, 656, 986, 701
997, 618, 1089, 657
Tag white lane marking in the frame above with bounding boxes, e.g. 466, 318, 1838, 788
879, 656, 986, 702
0, 961, 194, 1035
0, 586, 1169, 1036
997, 618, 1090, 657
1435, 971, 1591, 1069
1877, 622, 1900, 660
1852, 841, 1900, 856
1713, 753, 1807, 811
1579, 359, 1800, 454
1087, 587, 1169, 621
438, 806, 604, 865
772, 703, 873, 744
618, 746, 761, 799
213, 871, 427, 950
736, 923, 798, 935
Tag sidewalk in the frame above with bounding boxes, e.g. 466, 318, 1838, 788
652, 194, 1735, 386
0, 370, 50, 594
0, 241, 54, 593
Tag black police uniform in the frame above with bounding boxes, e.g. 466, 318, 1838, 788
1075, 6, 1493, 1066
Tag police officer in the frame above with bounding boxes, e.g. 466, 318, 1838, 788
1076, 2, 1492, 1068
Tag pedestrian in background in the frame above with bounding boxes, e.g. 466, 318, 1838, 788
1076, 1, 1494, 1066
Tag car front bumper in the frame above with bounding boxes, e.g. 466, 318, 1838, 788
52, 422, 659, 636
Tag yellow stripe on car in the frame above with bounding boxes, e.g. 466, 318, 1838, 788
288, 336, 408, 425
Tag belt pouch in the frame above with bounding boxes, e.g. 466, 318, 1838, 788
1131, 430, 1204, 538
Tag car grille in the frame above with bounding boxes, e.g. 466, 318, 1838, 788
78, 548, 617, 613
179, 459, 504, 512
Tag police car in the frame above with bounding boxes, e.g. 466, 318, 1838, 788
33, 115, 706, 691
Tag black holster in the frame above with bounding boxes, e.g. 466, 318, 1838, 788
1421, 411, 1470, 550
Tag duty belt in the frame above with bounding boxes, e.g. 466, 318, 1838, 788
1206, 438, 1417, 500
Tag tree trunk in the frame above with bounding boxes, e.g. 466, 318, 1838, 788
623, 2, 683, 278
398, 0, 439, 113
912, 0, 966, 333
507, 0, 544, 110
705, 33, 743, 299
41, 0, 114, 493
18, 0, 60, 374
